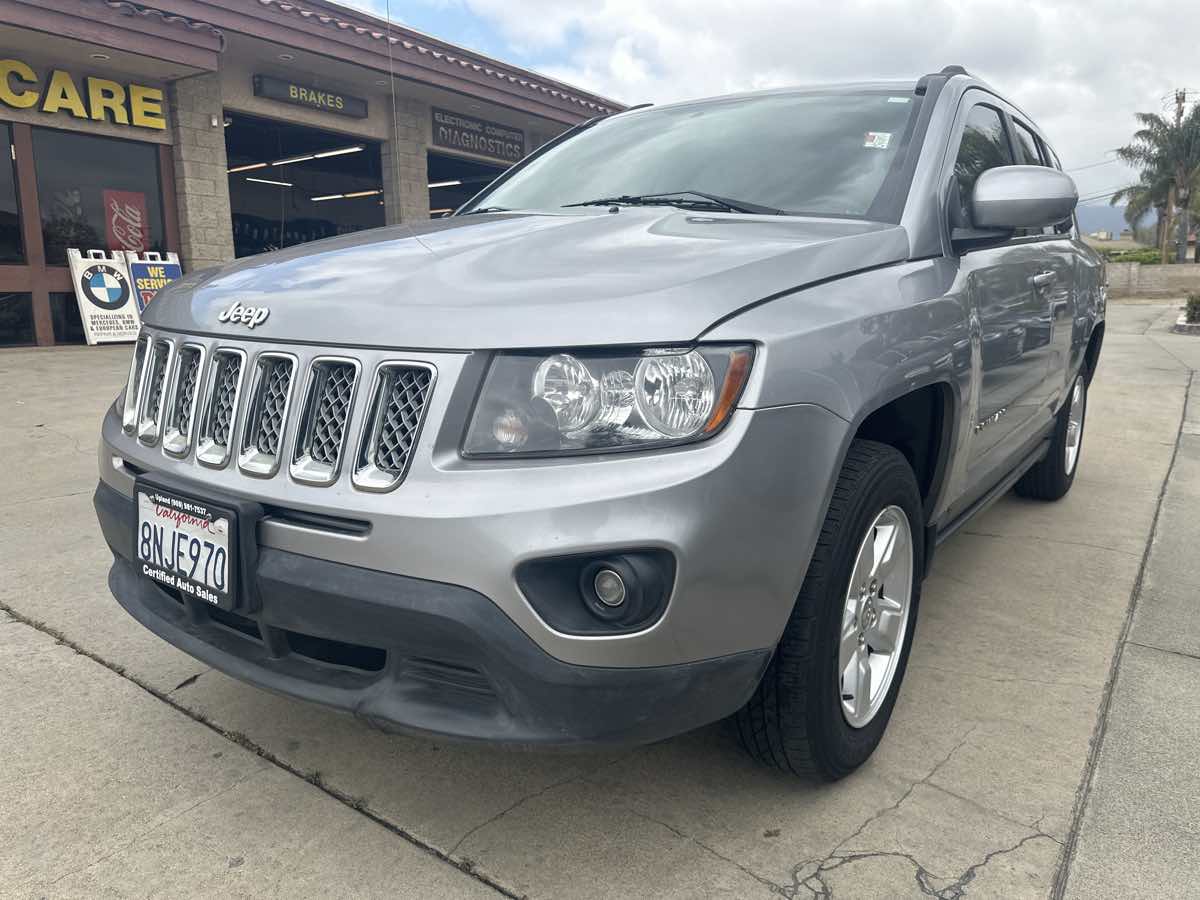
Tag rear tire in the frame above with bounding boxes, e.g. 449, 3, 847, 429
1015, 371, 1087, 501
736, 440, 923, 780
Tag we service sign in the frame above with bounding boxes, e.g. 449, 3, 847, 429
67, 248, 141, 344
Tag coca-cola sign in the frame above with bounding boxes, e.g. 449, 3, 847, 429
103, 189, 149, 253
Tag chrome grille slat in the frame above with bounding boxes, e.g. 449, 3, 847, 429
121, 335, 150, 434
196, 349, 246, 469
162, 345, 204, 458
137, 340, 173, 445
291, 358, 359, 485
211, 356, 242, 448
238, 354, 296, 477
251, 359, 292, 455
353, 363, 435, 492
175, 350, 201, 438
310, 364, 355, 464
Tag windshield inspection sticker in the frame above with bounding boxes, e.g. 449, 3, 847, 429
864, 131, 893, 149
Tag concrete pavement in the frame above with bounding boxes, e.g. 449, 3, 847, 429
1, 300, 1197, 898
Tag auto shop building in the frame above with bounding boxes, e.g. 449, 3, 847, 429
0, 0, 621, 346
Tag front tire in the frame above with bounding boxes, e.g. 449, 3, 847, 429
736, 440, 923, 780
1015, 371, 1087, 501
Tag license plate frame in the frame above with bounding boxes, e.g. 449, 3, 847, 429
135, 482, 240, 610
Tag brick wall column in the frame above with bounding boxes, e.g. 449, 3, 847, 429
382, 97, 430, 224
168, 72, 234, 271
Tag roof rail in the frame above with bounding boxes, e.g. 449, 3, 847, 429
914, 65, 971, 96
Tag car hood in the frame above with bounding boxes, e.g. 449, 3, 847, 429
145, 208, 910, 349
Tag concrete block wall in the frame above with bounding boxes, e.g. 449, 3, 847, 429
168, 72, 236, 272
1107, 262, 1200, 297
382, 96, 431, 224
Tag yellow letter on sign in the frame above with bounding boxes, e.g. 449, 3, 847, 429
0, 59, 38, 109
129, 84, 166, 130
88, 77, 129, 125
41, 70, 88, 119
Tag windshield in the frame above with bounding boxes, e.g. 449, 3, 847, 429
461, 90, 921, 220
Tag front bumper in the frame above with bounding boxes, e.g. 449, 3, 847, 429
97, 481, 770, 745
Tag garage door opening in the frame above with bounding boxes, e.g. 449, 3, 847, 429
225, 112, 385, 258
427, 151, 506, 218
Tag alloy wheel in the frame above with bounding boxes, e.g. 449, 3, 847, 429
839, 505, 914, 728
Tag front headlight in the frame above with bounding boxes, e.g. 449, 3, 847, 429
463, 345, 754, 457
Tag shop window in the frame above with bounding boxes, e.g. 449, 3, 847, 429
0, 292, 34, 346
0, 124, 22, 262
32, 127, 167, 266
224, 112, 384, 258
49, 292, 86, 344
427, 152, 505, 218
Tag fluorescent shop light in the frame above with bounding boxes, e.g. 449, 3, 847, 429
428, 180, 462, 188
227, 162, 267, 173
246, 177, 293, 187
273, 153, 316, 166
311, 189, 384, 201
314, 145, 365, 159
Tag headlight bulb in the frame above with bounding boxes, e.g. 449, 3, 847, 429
634, 351, 716, 438
532, 354, 599, 432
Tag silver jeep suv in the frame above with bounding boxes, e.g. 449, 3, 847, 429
95, 66, 1104, 779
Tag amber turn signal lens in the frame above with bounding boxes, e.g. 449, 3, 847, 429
703, 347, 754, 434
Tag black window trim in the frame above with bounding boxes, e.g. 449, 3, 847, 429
942, 90, 1069, 253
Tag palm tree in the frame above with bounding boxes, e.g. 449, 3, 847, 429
1110, 165, 1172, 255
1115, 102, 1200, 263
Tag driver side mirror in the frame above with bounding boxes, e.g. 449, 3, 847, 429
972, 165, 1078, 230
952, 165, 1078, 253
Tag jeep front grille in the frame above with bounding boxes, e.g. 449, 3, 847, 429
162, 344, 204, 457
238, 354, 295, 476
291, 359, 358, 485
122, 333, 439, 490
353, 364, 435, 491
196, 349, 246, 468
136, 339, 173, 445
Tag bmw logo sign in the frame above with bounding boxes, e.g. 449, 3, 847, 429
80, 264, 131, 311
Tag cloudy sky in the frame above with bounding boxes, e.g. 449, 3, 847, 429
346, 0, 1200, 206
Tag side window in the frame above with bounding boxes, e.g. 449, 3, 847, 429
1036, 138, 1075, 236
952, 105, 1014, 226
1012, 120, 1044, 166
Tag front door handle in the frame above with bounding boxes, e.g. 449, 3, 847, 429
1032, 270, 1057, 288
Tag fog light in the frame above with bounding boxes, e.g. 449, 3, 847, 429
593, 569, 626, 607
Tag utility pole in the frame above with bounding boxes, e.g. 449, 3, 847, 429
1174, 89, 1191, 264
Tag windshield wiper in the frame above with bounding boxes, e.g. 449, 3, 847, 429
458, 206, 513, 216
562, 190, 782, 215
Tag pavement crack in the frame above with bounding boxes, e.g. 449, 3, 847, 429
956, 530, 1141, 558
171, 670, 207, 692
781, 723, 980, 898
0, 600, 519, 900
612, 802, 784, 895
908, 662, 1097, 692
448, 772, 582, 857
1125, 640, 1200, 662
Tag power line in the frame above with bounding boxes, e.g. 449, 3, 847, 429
1067, 158, 1121, 173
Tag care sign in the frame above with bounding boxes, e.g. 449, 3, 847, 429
125, 250, 182, 312
67, 248, 141, 344
0, 59, 166, 130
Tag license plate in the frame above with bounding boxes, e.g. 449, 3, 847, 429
136, 487, 236, 608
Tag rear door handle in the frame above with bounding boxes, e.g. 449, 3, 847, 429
1032, 271, 1057, 288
